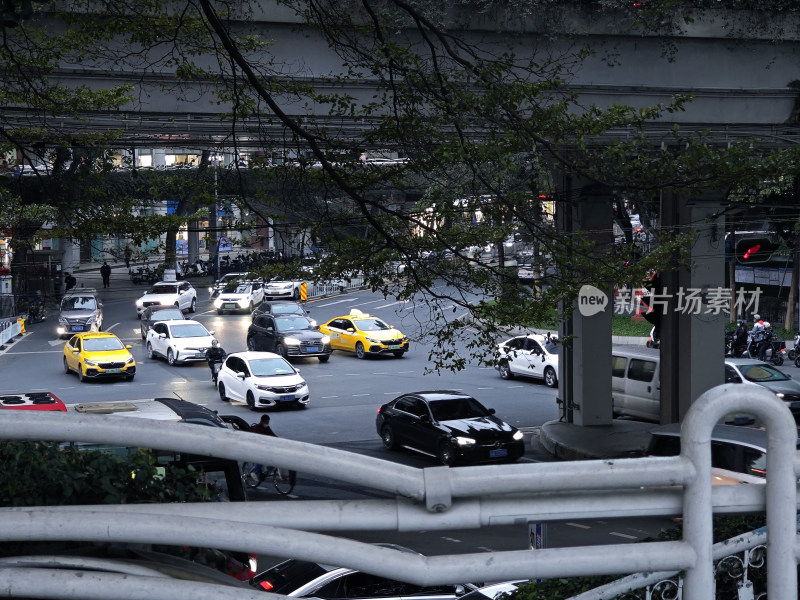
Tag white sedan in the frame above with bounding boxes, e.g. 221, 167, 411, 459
145, 319, 215, 365
263, 279, 304, 300
136, 281, 197, 317
217, 351, 309, 410
495, 333, 559, 387
214, 281, 264, 314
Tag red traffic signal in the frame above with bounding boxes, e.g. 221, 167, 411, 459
735, 237, 776, 264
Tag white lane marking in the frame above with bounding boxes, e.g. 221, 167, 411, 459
609, 532, 638, 540
375, 301, 406, 309
566, 523, 591, 529
396, 371, 416, 374
352, 394, 371, 397
476, 387, 494, 390
441, 536, 462, 543
316, 298, 359, 307
320, 395, 340, 399
105, 322, 119, 331
477, 546, 494, 552
7, 349, 63, 354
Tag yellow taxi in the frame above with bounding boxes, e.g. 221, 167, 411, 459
63, 332, 136, 382
319, 309, 409, 359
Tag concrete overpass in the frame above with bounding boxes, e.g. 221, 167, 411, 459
6, 3, 800, 149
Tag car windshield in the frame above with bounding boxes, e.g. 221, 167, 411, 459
275, 316, 313, 331
61, 296, 97, 311
234, 284, 251, 294
543, 340, 560, 354
356, 318, 391, 332
738, 364, 790, 382
82, 337, 125, 352
272, 304, 303, 315
249, 357, 297, 377
170, 323, 210, 338
149, 309, 183, 320
429, 397, 490, 421
149, 284, 178, 294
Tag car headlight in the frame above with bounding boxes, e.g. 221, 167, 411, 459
135, 299, 144, 307
237, 298, 249, 307
256, 384, 274, 391
59, 317, 68, 325
284, 337, 301, 346
455, 436, 476, 446
776, 393, 785, 399
84, 359, 100, 366
310, 319, 318, 327
213, 298, 222, 308
125, 354, 135, 365
320, 335, 330, 344
366, 337, 382, 344
513, 430, 524, 440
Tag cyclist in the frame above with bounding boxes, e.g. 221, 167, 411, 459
248, 415, 296, 489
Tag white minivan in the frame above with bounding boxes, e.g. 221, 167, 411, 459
611, 345, 661, 421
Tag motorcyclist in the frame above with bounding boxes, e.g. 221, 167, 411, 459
205, 339, 227, 383
732, 321, 748, 357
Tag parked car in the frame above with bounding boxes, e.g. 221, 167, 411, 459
250, 551, 479, 599
725, 358, 800, 423
647, 423, 800, 483
135, 280, 197, 317
217, 351, 310, 410
145, 319, 215, 365
57, 288, 103, 338
214, 280, 265, 314
319, 309, 409, 359
247, 314, 331, 362
263, 278, 305, 300
139, 305, 187, 339
375, 390, 525, 466
494, 333, 559, 387
0, 391, 67, 411
63, 332, 136, 382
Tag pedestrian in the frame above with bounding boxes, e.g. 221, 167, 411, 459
124, 246, 132, 270
100, 261, 111, 288
64, 272, 76, 293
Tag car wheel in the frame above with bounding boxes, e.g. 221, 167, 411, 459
544, 366, 558, 388
246, 391, 255, 410
217, 309, 223, 315
318, 355, 330, 363
355, 342, 366, 359
140, 326, 146, 339
248, 302, 253, 313
393, 351, 405, 358
63, 357, 70, 375
247, 337, 257, 351
147, 342, 156, 360
381, 425, 396, 450
293, 288, 300, 300
189, 297, 196, 313
218, 383, 228, 402
277, 344, 288, 358
167, 348, 176, 365
438, 441, 455, 466
77, 365, 85, 383
136, 313, 141, 320
499, 363, 513, 380
125, 374, 135, 382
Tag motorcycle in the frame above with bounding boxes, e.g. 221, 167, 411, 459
208, 358, 224, 385
645, 326, 659, 349
788, 331, 800, 361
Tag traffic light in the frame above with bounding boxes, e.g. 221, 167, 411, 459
735, 236, 777, 264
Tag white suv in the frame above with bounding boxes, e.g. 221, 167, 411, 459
136, 280, 197, 317
214, 280, 264, 314
145, 320, 215, 365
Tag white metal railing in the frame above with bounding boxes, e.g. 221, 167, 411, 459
0, 384, 797, 599
0, 318, 21, 347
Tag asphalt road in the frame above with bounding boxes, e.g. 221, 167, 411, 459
0, 276, 705, 556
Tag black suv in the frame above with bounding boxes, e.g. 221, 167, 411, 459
247, 314, 331, 362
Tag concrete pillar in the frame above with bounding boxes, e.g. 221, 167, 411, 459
557, 181, 614, 426
659, 193, 726, 423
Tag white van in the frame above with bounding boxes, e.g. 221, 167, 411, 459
611, 345, 661, 421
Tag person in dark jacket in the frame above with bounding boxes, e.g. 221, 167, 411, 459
100, 262, 111, 288
64, 273, 77, 293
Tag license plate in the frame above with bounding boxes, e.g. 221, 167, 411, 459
306, 346, 319, 353
223, 303, 236, 309
280, 395, 295, 402
72, 326, 83, 331
389, 345, 400, 350
105, 368, 121, 374
489, 448, 508, 458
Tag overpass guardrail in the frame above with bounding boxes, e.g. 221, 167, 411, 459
0, 384, 797, 599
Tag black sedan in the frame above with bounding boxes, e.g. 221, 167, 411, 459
247, 314, 331, 362
252, 300, 314, 325
375, 391, 525, 466
139, 305, 187, 339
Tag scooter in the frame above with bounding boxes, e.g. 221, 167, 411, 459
209, 359, 224, 385
788, 332, 800, 361
645, 326, 659, 349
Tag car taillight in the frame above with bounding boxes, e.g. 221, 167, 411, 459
258, 581, 274, 591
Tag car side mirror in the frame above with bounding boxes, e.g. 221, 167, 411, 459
488, 408, 496, 414
125, 345, 132, 350
237, 372, 246, 379
209, 331, 215, 336
72, 348, 80, 354
419, 414, 431, 423
159, 333, 166, 339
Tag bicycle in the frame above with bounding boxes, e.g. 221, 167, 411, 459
241, 462, 296, 496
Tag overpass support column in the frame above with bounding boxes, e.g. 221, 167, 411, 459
557, 182, 614, 426
659, 193, 726, 423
